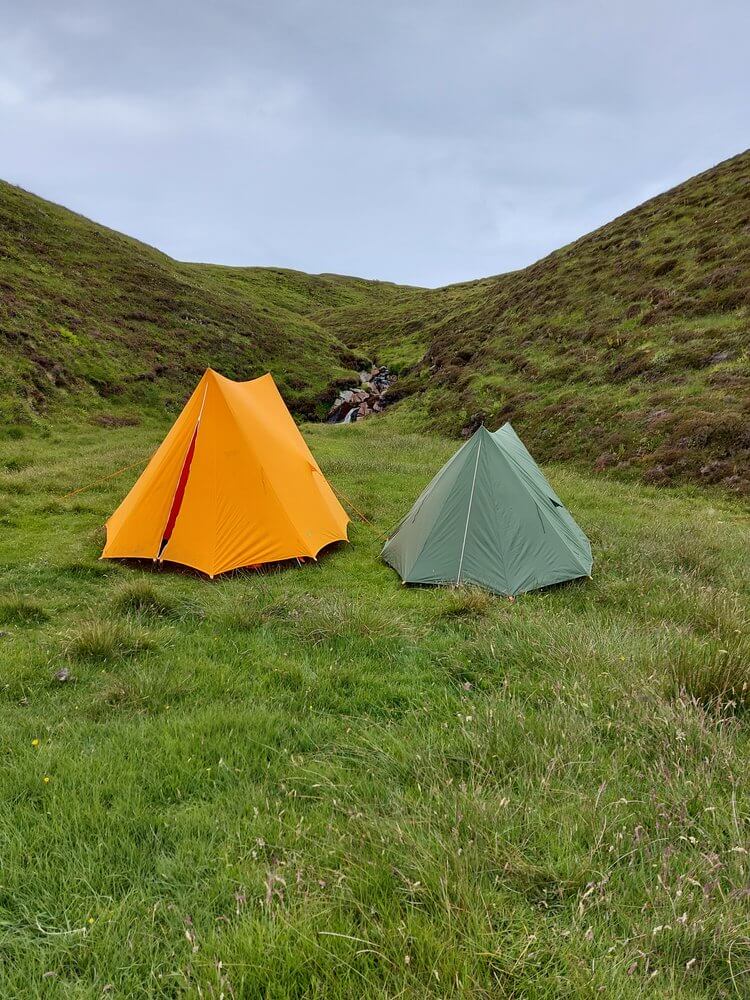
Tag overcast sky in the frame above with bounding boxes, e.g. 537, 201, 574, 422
2, 1, 749, 287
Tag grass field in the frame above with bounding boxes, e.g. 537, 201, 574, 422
0, 413, 748, 998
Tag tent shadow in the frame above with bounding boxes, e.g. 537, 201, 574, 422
389, 573, 592, 599
103, 540, 349, 582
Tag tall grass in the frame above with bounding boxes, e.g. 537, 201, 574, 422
63, 619, 155, 662
0, 593, 48, 626
111, 578, 175, 617
668, 635, 750, 712
435, 586, 496, 619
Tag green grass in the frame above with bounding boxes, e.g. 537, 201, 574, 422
110, 578, 178, 619
0, 593, 48, 626
0, 413, 748, 997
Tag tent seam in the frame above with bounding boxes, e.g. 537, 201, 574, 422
456, 431, 482, 585
214, 375, 312, 564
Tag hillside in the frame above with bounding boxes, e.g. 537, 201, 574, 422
0, 181, 418, 423
2, 153, 749, 492
318, 151, 750, 491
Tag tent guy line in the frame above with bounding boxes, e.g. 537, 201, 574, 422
59, 459, 152, 501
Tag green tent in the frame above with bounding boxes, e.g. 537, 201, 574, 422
381, 423, 592, 596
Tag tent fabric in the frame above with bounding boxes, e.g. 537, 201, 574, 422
381, 423, 592, 597
102, 369, 349, 577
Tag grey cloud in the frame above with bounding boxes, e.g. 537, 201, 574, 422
2, 0, 749, 285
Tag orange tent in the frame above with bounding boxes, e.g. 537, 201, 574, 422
102, 369, 349, 576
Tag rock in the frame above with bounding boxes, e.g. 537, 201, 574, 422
54, 666, 71, 683
460, 413, 485, 437
643, 464, 668, 485
708, 350, 734, 365
699, 460, 734, 483
646, 408, 670, 426
327, 366, 396, 423
594, 451, 617, 471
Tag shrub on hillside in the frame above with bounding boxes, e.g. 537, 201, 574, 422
90, 413, 141, 428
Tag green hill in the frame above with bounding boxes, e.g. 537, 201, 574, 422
2, 152, 749, 491
319, 150, 750, 492
0, 180, 418, 422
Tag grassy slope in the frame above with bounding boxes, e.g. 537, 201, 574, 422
0, 181, 419, 423
0, 415, 748, 997
318, 151, 750, 492
3, 154, 750, 492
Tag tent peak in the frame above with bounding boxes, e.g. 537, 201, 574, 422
201, 369, 276, 391
490, 421, 521, 443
